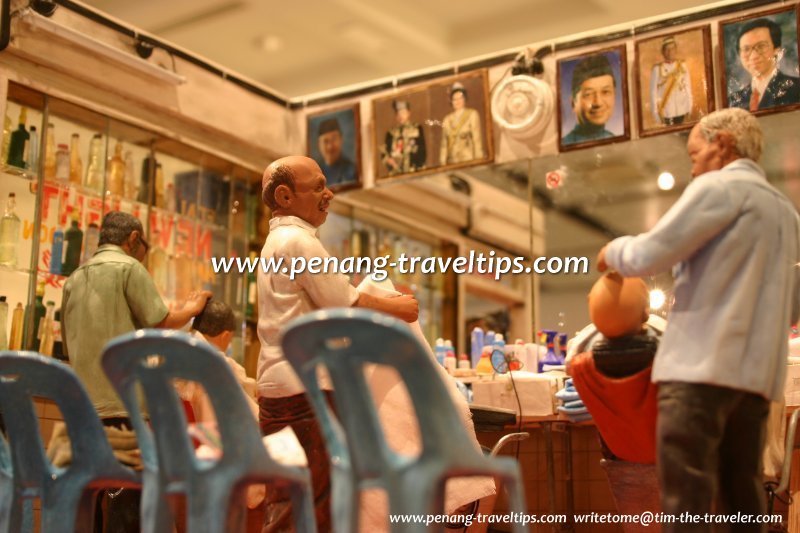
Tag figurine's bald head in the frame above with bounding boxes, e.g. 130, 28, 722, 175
588, 272, 649, 338
261, 156, 333, 227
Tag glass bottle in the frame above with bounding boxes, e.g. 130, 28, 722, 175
51, 308, 66, 361
84, 133, 104, 192
138, 156, 156, 204
6, 107, 29, 168
50, 226, 64, 275
9, 302, 23, 350
165, 183, 175, 212
55, 143, 70, 183
1, 113, 11, 163
23, 280, 46, 350
69, 133, 83, 186
43, 123, 56, 180
61, 212, 83, 276
81, 222, 99, 264
0, 193, 21, 268
538, 330, 562, 372
107, 141, 125, 197
38, 300, 55, 356
246, 251, 257, 319
123, 150, 137, 199
27, 126, 39, 175
154, 163, 165, 208
0, 296, 8, 350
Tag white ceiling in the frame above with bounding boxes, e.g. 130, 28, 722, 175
83, 0, 719, 98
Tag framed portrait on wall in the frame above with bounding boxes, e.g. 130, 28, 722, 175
635, 26, 715, 137
719, 5, 800, 115
306, 104, 362, 192
372, 69, 493, 181
557, 45, 630, 152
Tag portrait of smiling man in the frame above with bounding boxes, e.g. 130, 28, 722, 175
727, 15, 800, 111
561, 52, 625, 146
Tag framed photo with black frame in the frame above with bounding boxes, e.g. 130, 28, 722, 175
557, 45, 630, 152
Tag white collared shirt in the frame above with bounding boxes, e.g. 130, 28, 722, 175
752, 67, 778, 100
605, 159, 800, 401
256, 215, 359, 397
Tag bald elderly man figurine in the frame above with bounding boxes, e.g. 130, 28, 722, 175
256, 156, 418, 531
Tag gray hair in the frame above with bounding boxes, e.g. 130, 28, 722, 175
98, 211, 143, 246
697, 108, 763, 162
261, 164, 296, 209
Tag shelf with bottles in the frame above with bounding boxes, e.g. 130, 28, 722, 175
1, 81, 267, 359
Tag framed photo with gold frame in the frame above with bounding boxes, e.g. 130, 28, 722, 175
635, 26, 715, 137
306, 104, 362, 192
719, 5, 800, 115
372, 69, 494, 181
557, 45, 630, 152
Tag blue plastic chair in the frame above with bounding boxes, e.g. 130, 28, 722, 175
0, 351, 141, 533
281, 308, 528, 533
101, 330, 317, 533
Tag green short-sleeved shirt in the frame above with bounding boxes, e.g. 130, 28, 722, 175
63, 244, 169, 418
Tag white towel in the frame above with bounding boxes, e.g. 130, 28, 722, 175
356, 276, 496, 532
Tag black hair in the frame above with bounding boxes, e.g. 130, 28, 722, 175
738, 18, 781, 49
318, 118, 341, 136
193, 299, 236, 337
571, 54, 615, 99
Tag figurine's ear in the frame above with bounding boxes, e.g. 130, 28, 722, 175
274, 184, 293, 209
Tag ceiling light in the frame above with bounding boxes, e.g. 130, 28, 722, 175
657, 172, 675, 191
649, 289, 666, 310
255, 35, 283, 53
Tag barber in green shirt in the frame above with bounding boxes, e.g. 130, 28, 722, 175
62, 211, 210, 532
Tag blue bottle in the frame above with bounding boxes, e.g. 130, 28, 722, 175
50, 227, 64, 275
490, 333, 507, 372
558, 333, 568, 364
484, 330, 496, 352
470, 327, 484, 368
538, 330, 561, 372
434, 338, 446, 367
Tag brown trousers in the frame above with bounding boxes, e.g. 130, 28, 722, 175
259, 393, 334, 532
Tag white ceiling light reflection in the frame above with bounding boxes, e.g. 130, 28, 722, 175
649, 289, 666, 310
657, 172, 675, 191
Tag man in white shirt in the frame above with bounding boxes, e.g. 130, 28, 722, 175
597, 108, 800, 531
650, 36, 693, 126
729, 18, 800, 111
257, 155, 418, 531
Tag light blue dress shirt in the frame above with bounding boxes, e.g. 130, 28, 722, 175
605, 159, 800, 401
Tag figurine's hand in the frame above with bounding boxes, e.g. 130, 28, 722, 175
597, 245, 609, 273
392, 294, 419, 323
185, 290, 213, 316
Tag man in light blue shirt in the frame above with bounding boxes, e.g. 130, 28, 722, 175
598, 108, 800, 531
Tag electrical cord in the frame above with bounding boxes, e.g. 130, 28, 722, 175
491, 348, 524, 461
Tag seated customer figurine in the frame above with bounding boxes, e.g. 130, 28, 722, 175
567, 273, 660, 463
175, 299, 259, 425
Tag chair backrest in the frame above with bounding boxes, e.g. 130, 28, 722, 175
0, 352, 137, 493
100, 330, 280, 484
281, 308, 481, 480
